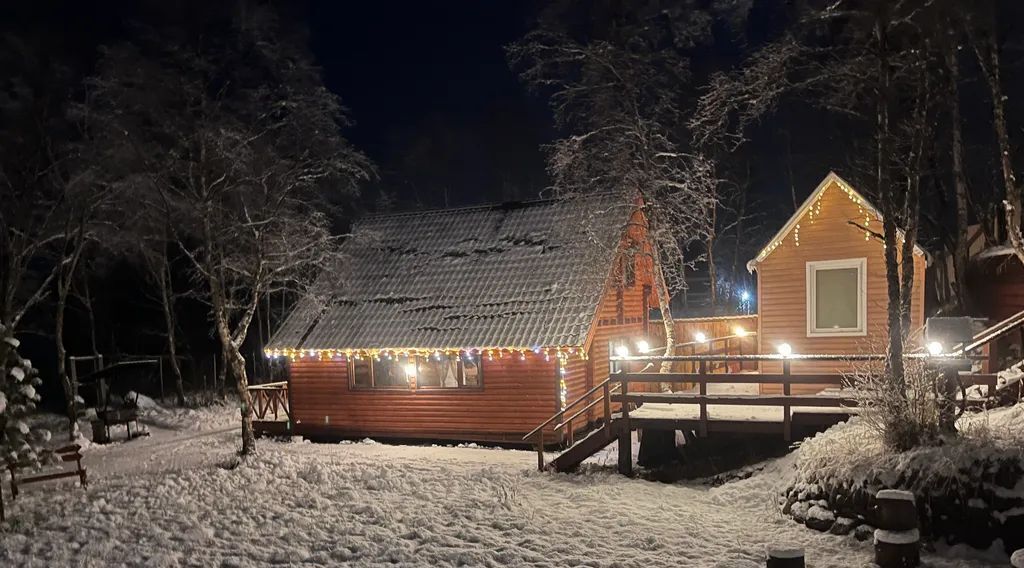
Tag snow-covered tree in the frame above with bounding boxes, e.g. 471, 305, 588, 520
509, 1, 747, 381
0, 328, 50, 467
83, 7, 372, 455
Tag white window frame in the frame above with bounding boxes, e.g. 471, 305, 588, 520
806, 258, 867, 337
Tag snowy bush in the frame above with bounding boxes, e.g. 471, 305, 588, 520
845, 356, 951, 451
795, 405, 1024, 494
0, 325, 52, 466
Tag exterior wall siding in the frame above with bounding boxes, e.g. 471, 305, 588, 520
289, 356, 558, 442
755, 179, 927, 392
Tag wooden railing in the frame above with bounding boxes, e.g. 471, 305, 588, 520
248, 381, 290, 422
522, 377, 620, 471
615, 358, 850, 440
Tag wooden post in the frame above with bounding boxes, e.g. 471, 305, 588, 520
698, 359, 708, 437
618, 377, 632, 475
782, 359, 792, 442
567, 418, 574, 446
598, 382, 606, 431
766, 547, 804, 568
537, 431, 544, 471
873, 490, 920, 568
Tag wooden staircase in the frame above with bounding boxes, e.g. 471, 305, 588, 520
523, 377, 625, 473
547, 418, 624, 473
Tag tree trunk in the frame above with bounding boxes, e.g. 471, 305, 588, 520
159, 261, 186, 406
56, 228, 85, 441
875, 10, 906, 390
651, 249, 677, 393
975, 27, 1024, 266
948, 42, 972, 313
225, 341, 256, 455
899, 67, 927, 340
56, 268, 78, 440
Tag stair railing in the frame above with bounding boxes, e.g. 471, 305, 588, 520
523, 373, 622, 471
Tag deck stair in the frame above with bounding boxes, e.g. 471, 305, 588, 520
547, 417, 624, 473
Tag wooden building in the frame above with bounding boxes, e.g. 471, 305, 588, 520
265, 195, 659, 443
747, 172, 928, 388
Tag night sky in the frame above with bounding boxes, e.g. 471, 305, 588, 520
306, 1, 551, 208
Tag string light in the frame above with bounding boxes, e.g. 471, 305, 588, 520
265, 344, 590, 361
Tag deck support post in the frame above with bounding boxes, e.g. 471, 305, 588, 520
602, 381, 612, 440
536, 431, 544, 471
618, 377, 632, 475
782, 360, 792, 442
698, 360, 708, 438
617, 425, 632, 476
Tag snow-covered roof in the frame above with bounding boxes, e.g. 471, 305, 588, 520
747, 172, 928, 273
268, 194, 631, 351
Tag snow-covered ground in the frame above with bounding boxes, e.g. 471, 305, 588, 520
0, 401, 1012, 567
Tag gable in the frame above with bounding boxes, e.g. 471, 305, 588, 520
747, 172, 927, 273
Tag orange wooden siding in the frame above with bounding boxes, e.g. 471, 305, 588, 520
755, 178, 926, 391
289, 356, 558, 442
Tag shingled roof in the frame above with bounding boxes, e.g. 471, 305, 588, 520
268, 194, 633, 351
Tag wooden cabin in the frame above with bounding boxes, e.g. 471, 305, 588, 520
747, 172, 928, 391
264, 195, 659, 443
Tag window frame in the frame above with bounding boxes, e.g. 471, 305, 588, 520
347, 354, 484, 392
413, 354, 483, 391
805, 257, 867, 338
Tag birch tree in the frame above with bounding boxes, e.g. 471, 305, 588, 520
84, 9, 372, 454
509, 2, 741, 383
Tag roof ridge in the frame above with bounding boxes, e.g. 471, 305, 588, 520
358, 191, 623, 222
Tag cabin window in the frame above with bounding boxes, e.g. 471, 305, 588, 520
416, 354, 482, 389
349, 355, 413, 389
806, 258, 867, 337
349, 354, 481, 390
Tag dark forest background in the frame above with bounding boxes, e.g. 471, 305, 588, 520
4, 0, 1024, 412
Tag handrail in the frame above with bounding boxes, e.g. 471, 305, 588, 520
555, 383, 622, 431
611, 353, 983, 362
958, 308, 1024, 353
674, 332, 757, 349
522, 376, 614, 441
248, 381, 288, 390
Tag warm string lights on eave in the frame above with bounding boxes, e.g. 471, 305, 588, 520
264, 346, 589, 363
753, 180, 886, 263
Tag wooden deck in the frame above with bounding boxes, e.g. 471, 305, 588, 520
526, 351, 1002, 474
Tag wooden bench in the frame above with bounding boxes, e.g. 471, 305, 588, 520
8, 444, 88, 499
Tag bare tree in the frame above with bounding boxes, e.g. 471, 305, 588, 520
83, 9, 372, 454
509, 5, 732, 385
692, 0, 953, 448
968, 3, 1024, 266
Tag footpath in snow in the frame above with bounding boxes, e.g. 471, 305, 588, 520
0, 401, 1013, 567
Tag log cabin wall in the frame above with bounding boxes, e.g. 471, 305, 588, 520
755, 178, 926, 393
288, 356, 559, 442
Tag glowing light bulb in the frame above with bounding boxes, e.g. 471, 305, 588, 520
694, 332, 707, 343
740, 290, 750, 302
777, 343, 793, 357
734, 326, 747, 337
636, 340, 650, 354
927, 341, 943, 356
614, 345, 631, 358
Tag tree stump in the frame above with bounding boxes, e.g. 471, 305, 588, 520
766, 546, 804, 568
874, 490, 920, 568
